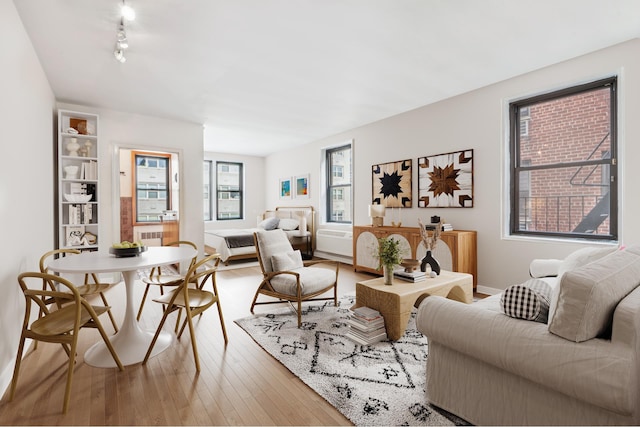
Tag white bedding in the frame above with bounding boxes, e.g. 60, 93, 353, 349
204, 228, 311, 262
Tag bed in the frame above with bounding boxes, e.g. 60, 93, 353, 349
204, 206, 315, 264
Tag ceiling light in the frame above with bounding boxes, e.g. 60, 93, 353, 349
114, 47, 126, 63
121, 3, 135, 21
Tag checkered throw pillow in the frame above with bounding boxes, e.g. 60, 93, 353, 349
500, 278, 552, 323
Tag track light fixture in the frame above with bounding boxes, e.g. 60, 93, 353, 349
113, 1, 134, 63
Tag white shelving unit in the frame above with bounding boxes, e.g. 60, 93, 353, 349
57, 109, 100, 251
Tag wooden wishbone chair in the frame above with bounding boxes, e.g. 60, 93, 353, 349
142, 253, 227, 371
9, 272, 124, 414
136, 240, 198, 323
39, 248, 119, 333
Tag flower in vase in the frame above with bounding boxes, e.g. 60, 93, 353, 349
418, 218, 441, 251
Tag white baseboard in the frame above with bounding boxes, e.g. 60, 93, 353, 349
477, 285, 502, 296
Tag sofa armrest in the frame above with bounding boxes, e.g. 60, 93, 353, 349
529, 258, 562, 278
417, 296, 636, 415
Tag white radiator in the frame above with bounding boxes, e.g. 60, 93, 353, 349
316, 229, 353, 257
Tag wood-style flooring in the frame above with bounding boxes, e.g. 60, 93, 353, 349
0, 261, 485, 425
0, 262, 366, 426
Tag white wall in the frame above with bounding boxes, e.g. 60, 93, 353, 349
0, 0, 57, 395
265, 38, 640, 291
204, 151, 265, 230
57, 103, 205, 255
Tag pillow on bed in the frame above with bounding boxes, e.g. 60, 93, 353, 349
277, 218, 299, 231
271, 250, 304, 271
258, 217, 279, 230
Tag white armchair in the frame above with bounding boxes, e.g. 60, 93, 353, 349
251, 229, 339, 326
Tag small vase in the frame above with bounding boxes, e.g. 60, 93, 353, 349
420, 250, 440, 275
383, 264, 394, 285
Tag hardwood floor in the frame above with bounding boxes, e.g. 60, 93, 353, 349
0, 262, 373, 426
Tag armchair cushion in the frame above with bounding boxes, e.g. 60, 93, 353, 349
271, 250, 303, 271
270, 267, 337, 296
550, 248, 640, 342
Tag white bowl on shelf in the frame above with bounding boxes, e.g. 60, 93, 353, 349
64, 193, 92, 203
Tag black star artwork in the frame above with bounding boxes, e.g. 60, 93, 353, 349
379, 171, 403, 199
371, 159, 412, 207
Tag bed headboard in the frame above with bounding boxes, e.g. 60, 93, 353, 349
262, 206, 316, 247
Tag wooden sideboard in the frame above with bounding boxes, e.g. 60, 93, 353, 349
353, 225, 477, 289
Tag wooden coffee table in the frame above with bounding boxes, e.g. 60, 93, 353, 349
352, 270, 473, 340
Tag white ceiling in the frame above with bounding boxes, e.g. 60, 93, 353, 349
14, 0, 640, 157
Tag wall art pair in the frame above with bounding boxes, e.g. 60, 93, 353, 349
371, 149, 474, 208
280, 174, 309, 200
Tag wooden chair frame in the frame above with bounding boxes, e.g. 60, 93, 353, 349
9, 272, 124, 413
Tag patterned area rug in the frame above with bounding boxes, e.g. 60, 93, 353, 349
234, 295, 466, 426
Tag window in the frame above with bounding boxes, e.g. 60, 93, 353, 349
134, 152, 171, 223
326, 144, 352, 223
510, 77, 617, 240
216, 161, 243, 220
204, 160, 212, 221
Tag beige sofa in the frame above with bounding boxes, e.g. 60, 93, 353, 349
416, 246, 640, 425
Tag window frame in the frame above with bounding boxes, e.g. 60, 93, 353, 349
326, 144, 352, 224
216, 161, 243, 221
132, 151, 171, 225
509, 76, 618, 241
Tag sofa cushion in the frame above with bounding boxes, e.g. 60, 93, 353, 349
548, 246, 619, 324
549, 249, 640, 342
501, 278, 552, 323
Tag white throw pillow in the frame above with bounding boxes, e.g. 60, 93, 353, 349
549, 249, 640, 342
277, 218, 300, 231
271, 250, 304, 271
258, 217, 280, 230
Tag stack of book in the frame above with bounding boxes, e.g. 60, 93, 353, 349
346, 306, 387, 345
425, 223, 454, 231
393, 268, 427, 282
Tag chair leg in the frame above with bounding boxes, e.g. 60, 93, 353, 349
62, 337, 79, 413
95, 315, 124, 371
185, 308, 201, 372
216, 301, 228, 344
142, 306, 173, 365
100, 292, 119, 333
8, 334, 27, 401
297, 299, 302, 327
136, 284, 151, 321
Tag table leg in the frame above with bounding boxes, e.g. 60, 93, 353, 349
84, 270, 173, 367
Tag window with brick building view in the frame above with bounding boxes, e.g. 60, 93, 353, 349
510, 77, 617, 241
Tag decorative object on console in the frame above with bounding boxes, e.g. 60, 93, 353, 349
368, 204, 385, 227
418, 218, 441, 274
418, 149, 473, 208
294, 174, 309, 198
377, 237, 403, 285
372, 159, 412, 208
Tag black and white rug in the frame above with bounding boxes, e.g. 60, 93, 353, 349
234, 295, 465, 426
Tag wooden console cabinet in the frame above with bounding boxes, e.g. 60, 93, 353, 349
353, 225, 477, 289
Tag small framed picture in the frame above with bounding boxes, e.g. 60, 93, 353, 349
279, 177, 292, 199
294, 174, 309, 199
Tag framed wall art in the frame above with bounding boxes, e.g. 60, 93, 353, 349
371, 159, 412, 208
294, 174, 309, 199
279, 177, 292, 199
418, 149, 474, 208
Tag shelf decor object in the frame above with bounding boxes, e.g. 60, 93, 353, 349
418, 149, 474, 208
372, 159, 412, 208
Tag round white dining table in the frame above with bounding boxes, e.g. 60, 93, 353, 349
46, 246, 197, 368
